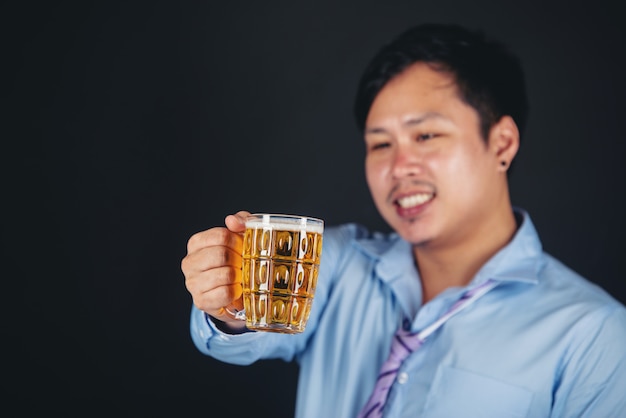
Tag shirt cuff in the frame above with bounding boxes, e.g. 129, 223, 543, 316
205, 312, 251, 335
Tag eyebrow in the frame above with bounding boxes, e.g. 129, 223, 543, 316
365, 112, 448, 134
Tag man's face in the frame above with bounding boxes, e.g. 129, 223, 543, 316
364, 62, 507, 248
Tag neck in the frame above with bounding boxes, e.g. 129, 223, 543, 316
414, 207, 518, 304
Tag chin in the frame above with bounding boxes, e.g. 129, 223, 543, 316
390, 219, 433, 246
400, 233, 431, 247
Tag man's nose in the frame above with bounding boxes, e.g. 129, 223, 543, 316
391, 144, 424, 179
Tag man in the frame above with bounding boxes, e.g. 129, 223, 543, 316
182, 23, 626, 417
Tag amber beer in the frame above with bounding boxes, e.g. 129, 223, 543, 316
241, 214, 324, 333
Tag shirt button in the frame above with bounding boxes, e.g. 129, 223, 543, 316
397, 372, 409, 384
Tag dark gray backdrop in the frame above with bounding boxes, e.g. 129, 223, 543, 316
7, 0, 625, 416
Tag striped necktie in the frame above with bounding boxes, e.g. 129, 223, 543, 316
357, 279, 498, 418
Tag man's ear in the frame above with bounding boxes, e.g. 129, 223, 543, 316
489, 115, 520, 171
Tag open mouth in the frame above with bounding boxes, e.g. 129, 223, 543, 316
395, 192, 435, 209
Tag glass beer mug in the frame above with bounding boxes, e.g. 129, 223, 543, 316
227, 213, 324, 334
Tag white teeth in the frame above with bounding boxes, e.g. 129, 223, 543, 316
397, 193, 433, 208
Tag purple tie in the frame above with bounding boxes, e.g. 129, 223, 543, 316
357, 280, 498, 418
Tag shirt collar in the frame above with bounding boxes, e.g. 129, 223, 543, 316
352, 207, 544, 286
473, 207, 543, 285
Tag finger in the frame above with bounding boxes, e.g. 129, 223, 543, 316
182, 245, 242, 278
186, 226, 243, 254
193, 281, 243, 315
184, 265, 242, 295
225, 210, 251, 233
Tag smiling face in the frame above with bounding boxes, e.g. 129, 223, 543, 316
364, 62, 517, 250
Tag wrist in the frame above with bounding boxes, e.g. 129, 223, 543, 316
206, 312, 250, 335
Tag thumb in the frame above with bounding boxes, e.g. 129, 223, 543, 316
224, 210, 251, 233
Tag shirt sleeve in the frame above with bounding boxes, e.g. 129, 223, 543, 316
189, 303, 316, 365
189, 305, 272, 365
551, 304, 626, 417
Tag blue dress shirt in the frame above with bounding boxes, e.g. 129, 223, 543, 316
190, 209, 626, 417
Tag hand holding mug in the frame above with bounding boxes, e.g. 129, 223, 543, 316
182, 211, 250, 331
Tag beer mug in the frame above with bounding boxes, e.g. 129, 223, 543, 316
227, 213, 324, 333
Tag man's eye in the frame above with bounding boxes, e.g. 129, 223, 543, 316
369, 142, 390, 151
417, 133, 437, 141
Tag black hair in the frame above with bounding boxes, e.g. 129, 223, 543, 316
353, 23, 529, 141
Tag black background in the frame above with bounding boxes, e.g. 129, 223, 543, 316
7, 1, 626, 417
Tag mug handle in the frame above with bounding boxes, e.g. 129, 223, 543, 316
223, 304, 247, 321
